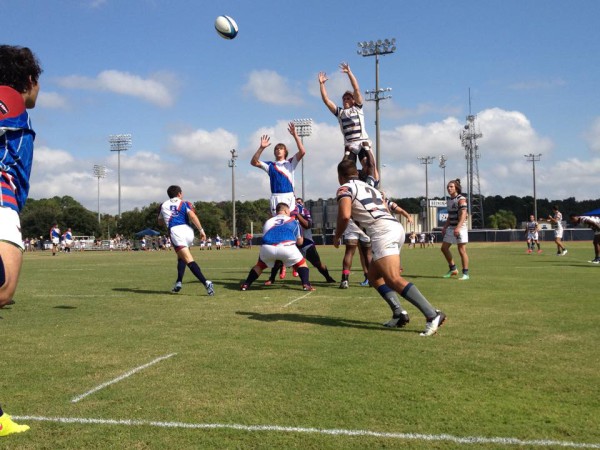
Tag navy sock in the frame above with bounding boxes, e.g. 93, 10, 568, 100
244, 268, 260, 286
187, 261, 207, 284
297, 266, 309, 285
176, 259, 186, 283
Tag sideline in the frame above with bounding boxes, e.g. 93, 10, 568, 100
12, 415, 600, 448
71, 353, 177, 403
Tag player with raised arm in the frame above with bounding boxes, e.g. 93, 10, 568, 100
157, 185, 214, 296
334, 160, 446, 336
549, 205, 567, 256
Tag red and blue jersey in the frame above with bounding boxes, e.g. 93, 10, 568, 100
258, 156, 299, 194
0, 86, 36, 213
261, 214, 301, 246
159, 198, 194, 229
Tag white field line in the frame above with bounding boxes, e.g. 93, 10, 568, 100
11, 415, 600, 448
283, 291, 314, 308
70, 353, 177, 403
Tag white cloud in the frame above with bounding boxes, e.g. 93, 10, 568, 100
243, 70, 304, 106
168, 128, 238, 163
56, 70, 176, 107
37, 92, 69, 109
583, 117, 600, 153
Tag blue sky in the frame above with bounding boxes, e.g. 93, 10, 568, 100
4, 0, 600, 215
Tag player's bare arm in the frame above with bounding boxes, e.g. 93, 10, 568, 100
334, 197, 352, 247
188, 209, 206, 241
288, 122, 305, 161
318, 72, 337, 114
251, 135, 270, 167
340, 62, 363, 105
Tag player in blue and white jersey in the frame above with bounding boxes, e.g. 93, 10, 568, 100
49, 223, 61, 256
334, 160, 446, 336
318, 62, 372, 160
0, 44, 42, 437
157, 185, 214, 296
569, 214, 600, 263
441, 179, 470, 280
525, 215, 542, 254
240, 203, 314, 291
62, 228, 73, 253
251, 122, 305, 216
548, 205, 567, 256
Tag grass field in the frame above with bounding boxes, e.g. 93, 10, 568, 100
2, 242, 599, 449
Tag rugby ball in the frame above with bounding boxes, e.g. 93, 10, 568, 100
215, 15, 239, 40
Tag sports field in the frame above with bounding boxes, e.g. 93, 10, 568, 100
2, 242, 599, 449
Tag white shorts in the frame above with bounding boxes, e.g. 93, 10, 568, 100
0, 207, 24, 250
343, 220, 370, 244
527, 232, 539, 241
170, 224, 195, 249
345, 139, 372, 155
269, 193, 295, 216
51, 237, 60, 245
443, 226, 469, 245
370, 222, 405, 262
554, 229, 564, 239
259, 244, 304, 268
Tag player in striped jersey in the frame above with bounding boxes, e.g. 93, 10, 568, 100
569, 214, 600, 263
334, 160, 446, 336
525, 215, 542, 254
548, 205, 567, 256
157, 185, 214, 296
0, 44, 42, 437
318, 63, 372, 161
441, 179, 470, 280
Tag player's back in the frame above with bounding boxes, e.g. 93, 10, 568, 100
262, 214, 300, 246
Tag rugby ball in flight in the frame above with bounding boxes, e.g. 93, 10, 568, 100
215, 15, 239, 40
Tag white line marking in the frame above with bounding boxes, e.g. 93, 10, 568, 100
12, 416, 600, 448
70, 353, 177, 403
283, 292, 314, 308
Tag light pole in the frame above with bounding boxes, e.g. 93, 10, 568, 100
109, 134, 132, 218
439, 154, 447, 201
293, 118, 312, 200
524, 153, 542, 219
418, 156, 435, 232
358, 38, 396, 186
228, 149, 238, 239
93, 164, 107, 224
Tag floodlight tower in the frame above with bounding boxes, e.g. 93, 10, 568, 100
93, 164, 107, 224
109, 134, 132, 218
524, 153, 542, 220
460, 108, 484, 229
357, 38, 396, 186
228, 149, 238, 239
418, 156, 435, 232
293, 118, 312, 200
439, 154, 448, 201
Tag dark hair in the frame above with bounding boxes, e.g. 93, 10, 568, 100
275, 202, 289, 213
448, 178, 462, 194
167, 185, 182, 198
274, 143, 288, 159
552, 205, 559, 211
0, 45, 43, 93
337, 159, 359, 179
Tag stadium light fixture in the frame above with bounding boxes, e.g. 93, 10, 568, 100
524, 153, 542, 220
109, 134, 132, 218
228, 149, 238, 239
357, 38, 396, 187
418, 156, 436, 232
292, 118, 313, 200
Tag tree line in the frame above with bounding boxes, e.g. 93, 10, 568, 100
21, 194, 600, 240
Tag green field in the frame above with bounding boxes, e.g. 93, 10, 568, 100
2, 242, 599, 449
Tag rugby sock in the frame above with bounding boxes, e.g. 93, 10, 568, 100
317, 265, 334, 281
268, 266, 279, 283
363, 272, 368, 282
244, 268, 260, 287
341, 270, 350, 282
0, 255, 5, 288
400, 283, 437, 319
176, 259, 186, 283
462, 269, 469, 275
296, 266, 309, 285
187, 261, 207, 284
448, 264, 457, 271
376, 284, 402, 312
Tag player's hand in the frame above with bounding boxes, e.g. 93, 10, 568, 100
260, 135, 271, 149
339, 62, 350, 73
287, 122, 297, 137
318, 72, 328, 84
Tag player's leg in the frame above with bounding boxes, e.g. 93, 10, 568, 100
0, 242, 23, 307
171, 257, 186, 293
264, 260, 281, 286
457, 243, 469, 280
441, 241, 458, 277
340, 242, 357, 288
305, 246, 335, 283
176, 247, 213, 295
357, 242, 371, 286
367, 265, 409, 328
242, 247, 272, 290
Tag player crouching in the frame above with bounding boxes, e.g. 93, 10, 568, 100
241, 203, 314, 291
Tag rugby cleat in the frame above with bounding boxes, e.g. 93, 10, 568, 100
0, 413, 30, 437
443, 269, 459, 278
302, 284, 316, 291
205, 281, 215, 296
420, 310, 447, 337
339, 280, 349, 289
383, 311, 410, 328
171, 282, 182, 293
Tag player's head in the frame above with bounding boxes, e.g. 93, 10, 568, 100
0, 45, 43, 108
274, 143, 288, 160
569, 213, 580, 223
295, 197, 303, 205
529, 214, 535, 221
167, 185, 182, 199
552, 204, 559, 212
342, 90, 355, 108
447, 179, 462, 195
337, 159, 359, 184
275, 202, 290, 215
